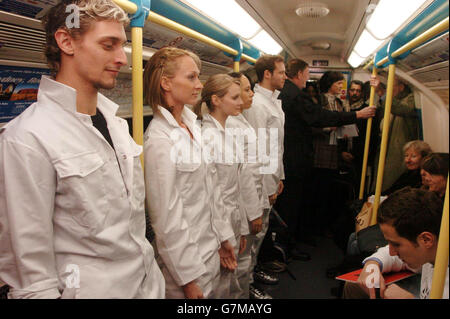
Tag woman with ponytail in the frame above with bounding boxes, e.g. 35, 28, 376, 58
227, 72, 266, 298
197, 74, 261, 298
143, 47, 235, 299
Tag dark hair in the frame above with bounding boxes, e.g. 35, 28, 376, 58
421, 153, 449, 177
228, 72, 242, 79
304, 81, 318, 96
350, 80, 364, 89
254, 55, 285, 83
319, 71, 344, 93
395, 78, 412, 95
228, 71, 254, 89
362, 81, 372, 101
378, 187, 444, 243
286, 58, 309, 79
377, 82, 386, 91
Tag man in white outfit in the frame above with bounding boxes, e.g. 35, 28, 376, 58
344, 187, 448, 299
0, 0, 165, 298
242, 55, 287, 299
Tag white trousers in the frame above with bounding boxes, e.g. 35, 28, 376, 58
248, 207, 271, 284
161, 251, 220, 299
216, 235, 241, 299
233, 233, 252, 298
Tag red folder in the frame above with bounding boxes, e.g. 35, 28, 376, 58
336, 268, 416, 284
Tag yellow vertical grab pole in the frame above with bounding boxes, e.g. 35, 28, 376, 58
132, 27, 144, 166
359, 66, 378, 199
234, 61, 240, 72
430, 175, 449, 299
370, 63, 396, 226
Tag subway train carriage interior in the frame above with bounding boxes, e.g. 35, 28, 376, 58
0, 0, 448, 300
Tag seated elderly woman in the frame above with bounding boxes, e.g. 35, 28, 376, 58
381, 140, 432, 196
337, 140, 432, 259
421, 152, 449, 199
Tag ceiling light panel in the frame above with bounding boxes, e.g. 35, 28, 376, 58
182, 0, 261, 39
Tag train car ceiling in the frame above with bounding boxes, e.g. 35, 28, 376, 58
0, 0, 448, 126
398, 32, 449, 87
179, 0, 282, 55
235, 0, 373, 66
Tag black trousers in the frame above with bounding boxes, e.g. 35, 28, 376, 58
274, 173, 314, 250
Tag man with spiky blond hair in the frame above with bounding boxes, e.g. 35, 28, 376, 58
0, 0, 165, 298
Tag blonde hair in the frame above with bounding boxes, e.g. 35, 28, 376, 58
43, 0, 129, 74
143, 47, 201, 114
403, 140, 432, 158
193, 74, 240, 117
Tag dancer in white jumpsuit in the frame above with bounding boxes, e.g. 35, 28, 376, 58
143, 48, 236, 299
227, 72, 265, 298
242, 55, 287, 298
0, 0, 165, 299
196, 74, 261, 298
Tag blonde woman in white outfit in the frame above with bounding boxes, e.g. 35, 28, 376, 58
143, 48, 236, 299
195, 74, 261, 298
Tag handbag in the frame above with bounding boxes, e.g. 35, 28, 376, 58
355, 201, 373, 233
356, 224, 388, 255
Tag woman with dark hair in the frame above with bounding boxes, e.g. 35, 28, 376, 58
314, 71, 349, 170
312, 71, 350, 236
421, 152, 449, 198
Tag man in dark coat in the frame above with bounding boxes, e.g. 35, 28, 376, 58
275, 58, 376, 259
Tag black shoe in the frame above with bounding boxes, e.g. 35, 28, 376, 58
290, 248, 311, 261
249, 284, 273, 299
254, 268, 279, 285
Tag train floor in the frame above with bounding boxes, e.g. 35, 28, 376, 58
257, 235, 345, 299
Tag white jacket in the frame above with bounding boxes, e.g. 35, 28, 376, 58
0, 76, 165, 299
226, 113, 265, 222
144, 106, 221, 287
364, 245, 449, 299
242, 84, 285, 198
202, 114, 261, 238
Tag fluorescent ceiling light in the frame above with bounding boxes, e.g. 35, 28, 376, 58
248, 30, 283, 55
182, 0, 261, 39
347, 51, 365, 68
353, 29, 384, 58
366, 0, 429, 39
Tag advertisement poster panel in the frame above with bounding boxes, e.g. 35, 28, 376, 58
0, 65, 50, 123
